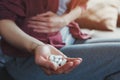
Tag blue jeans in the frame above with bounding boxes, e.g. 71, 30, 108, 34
3, 42, 120, 80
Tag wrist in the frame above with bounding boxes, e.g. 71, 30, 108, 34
63, 6, 83, 23
64, 4, 87, 22
29, 42, 45, 55
61, 14, 71, 25
79, 4, 87, 17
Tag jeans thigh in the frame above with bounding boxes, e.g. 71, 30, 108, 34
5, 43, 120, 80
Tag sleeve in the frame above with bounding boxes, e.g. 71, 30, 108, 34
0, 0, 25, 21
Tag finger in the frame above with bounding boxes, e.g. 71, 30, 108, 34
37, 11, 55, 17
28, 25, 50, 32
56, 61, 74, 74
28, 20, 56, 29
54, 58, 82, 74
67, 58, 83, 66
28, 25, 48, 29
35, 56, 57, 70
64, 58, 82, 74
68, 21, 77, 27
44, 59, 81, 75
29, 17, 49, 22
33, 29, 50, 33
28, 20, 49, 26
33, 28, 60, 33
67, 57, 82, 62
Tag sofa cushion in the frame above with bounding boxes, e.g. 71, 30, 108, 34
81, 28, 120, 39
76, 0, 119, 31
75, 28, 120, 44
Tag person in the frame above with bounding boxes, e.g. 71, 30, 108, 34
0, 0, 120, 80
0, 19, 82, 75
1, 2, 87, 75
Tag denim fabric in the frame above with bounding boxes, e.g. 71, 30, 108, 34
4, 42, 120, 80
105, 71, 120, 80
0, 36, 6, 67
0, 48, 12, 67
0, 46, 6, 67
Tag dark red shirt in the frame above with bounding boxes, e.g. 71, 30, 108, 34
0, 0, 89, 57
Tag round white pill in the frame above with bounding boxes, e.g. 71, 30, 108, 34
49, 54, 67, 67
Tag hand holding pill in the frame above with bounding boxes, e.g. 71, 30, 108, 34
34, 44, 82, 75
49, 55, 67, 68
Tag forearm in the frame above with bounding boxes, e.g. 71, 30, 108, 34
0, 19, 45, 54
62, 6, 83, 24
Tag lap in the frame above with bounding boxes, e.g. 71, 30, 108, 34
61, 43, 120, 80
75, 38, 120, 44
105, 72, 120, 80
5, 43, 120, 80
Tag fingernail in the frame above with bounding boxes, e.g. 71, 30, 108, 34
77, 58, 82, 61
69, 62, 74, 66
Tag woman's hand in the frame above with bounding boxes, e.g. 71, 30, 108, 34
34, 44, 82, 75
27, 11, 69, 33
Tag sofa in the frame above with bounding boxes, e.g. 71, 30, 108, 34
0, 0, 120, 80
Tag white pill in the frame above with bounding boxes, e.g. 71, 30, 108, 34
49, 55, 55, 61
60, 59, 67, 66
49, 55, 67, 67
54, 58, 59, 62
55, 55, 63, 58
52, 61, 59, 67
57, 58, 63, 65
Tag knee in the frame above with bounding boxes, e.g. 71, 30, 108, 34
104, 72, 120, 80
